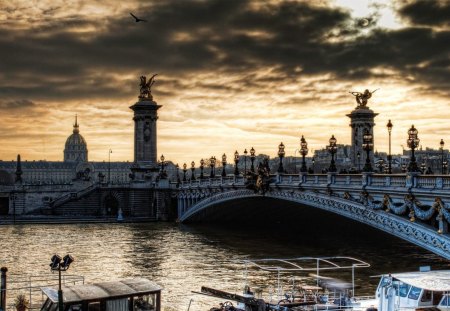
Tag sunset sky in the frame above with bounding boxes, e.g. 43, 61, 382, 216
0, 0, 449, 164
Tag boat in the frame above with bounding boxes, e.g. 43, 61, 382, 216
39, 278, 162, 311
198, 257, 450, 311
198, 256, 370, 311
353, 268, 450, 311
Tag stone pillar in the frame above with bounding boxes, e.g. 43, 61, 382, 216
129, 77, 162, 181
347, 102, 378, 170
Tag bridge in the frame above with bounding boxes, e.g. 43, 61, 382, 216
177, 172, 450, 260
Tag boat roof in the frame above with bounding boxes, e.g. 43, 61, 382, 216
239, 257, 370, 272
390, 271, 450, 292
41, 278, 162, 303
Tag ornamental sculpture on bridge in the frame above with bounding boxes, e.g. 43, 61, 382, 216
139, 74, 158, 100
350, 88, 378, 108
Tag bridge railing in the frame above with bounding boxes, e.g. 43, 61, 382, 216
178, 172, 450, 190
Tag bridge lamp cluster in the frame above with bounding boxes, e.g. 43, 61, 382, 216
234, 151, 240, 176
250, 147, 256, 172
200, 159, 205, 179
191, 161, 196, 180
407, 125, 420, 172
362, 130, 373, 172
210, 156, 216, 178
221, 154, 227, 177
327, 135, 338, 173
300, 135, 308, 173
277, 142, 285, 173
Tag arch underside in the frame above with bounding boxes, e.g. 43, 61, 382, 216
180, 189, 450, 260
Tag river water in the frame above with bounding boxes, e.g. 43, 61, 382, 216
0, 216, 448, 310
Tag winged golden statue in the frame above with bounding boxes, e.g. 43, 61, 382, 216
139, 74, 158, 99
350, 88, 378, 108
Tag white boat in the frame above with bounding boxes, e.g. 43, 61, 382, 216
353, 268, 450, 311
199, 257, 450, 311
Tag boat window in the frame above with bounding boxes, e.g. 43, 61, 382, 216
408, 286, 422, 300
398, 283, 411, 298
67, 305, 82, 311
440, 295, 450, 306
134, 295, 155, 311
88, 302, 101, 311
420, 290, 432, 302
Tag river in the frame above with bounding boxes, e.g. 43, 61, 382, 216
0, 214, 448, 310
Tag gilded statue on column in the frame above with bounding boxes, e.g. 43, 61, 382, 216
350, 89, 378, 108
139, 74, 158, 100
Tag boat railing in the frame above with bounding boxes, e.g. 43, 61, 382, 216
4, 274, 85, 311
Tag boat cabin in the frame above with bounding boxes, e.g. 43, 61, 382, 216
374, 270, 450, 311
40, 278, 162, 311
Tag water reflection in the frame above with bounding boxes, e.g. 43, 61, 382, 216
0, 218, 448, 310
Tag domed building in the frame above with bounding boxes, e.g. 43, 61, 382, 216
64, 116, 88, 162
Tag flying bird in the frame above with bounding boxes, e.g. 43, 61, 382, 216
130, 13, 147, 22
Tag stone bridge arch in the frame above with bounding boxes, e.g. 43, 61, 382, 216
179, 188, 450, 260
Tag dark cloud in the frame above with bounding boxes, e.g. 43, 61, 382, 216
398, 0, 450, 27
0, 0, 449, 102
0, 99, 35, 109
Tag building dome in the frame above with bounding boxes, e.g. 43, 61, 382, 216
64, 116, 88, 162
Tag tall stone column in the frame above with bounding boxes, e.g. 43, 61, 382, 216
347, 90, 378, 170
130, 75, 162, 181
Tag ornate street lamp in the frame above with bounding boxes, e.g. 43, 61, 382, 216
327, 135, 337, 172
175, 163, 181, 184
160, 154, 166, 178
234, 150, 240, 176
108, 149, 112, 185
300, 135, 308, 173
210, 156, 216, 178
440, 139, 445, 174
362, 129, 373, 172
190, 161, 196, 180
387, 119, 393, 174
407, 125, 420, 172
200, 159, 205, 179
357, 151, 361, 172
243, 149, 248, 175
250, 147, 256, 172
50, 254, 74, 311
182, 163, 187, 181
277, 142, 285, 173
221, 153, 227, 177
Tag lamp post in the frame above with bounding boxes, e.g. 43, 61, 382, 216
190, 161, 196, 180
221, 153, 227, 177
108, 149, 112, 185
312, 156, 315, 173
362, 129, 373, 172
250, 147, 256, 173
200, 159, 205, 179
160, 154, 166, 178
387, 120, 393, 174
234, 151, 240, 176
300, 135, 308, 173
175, 164, 181, 184
440, 139, 445, 174
182, 163, 187, 181
277, 142, 285, 173
243, 149, 248, 175
357, 151, 361, 172
327, 135, 337, 173
50, 254, 74, 311
407, 125, 420, 172
210, 156, 216, 178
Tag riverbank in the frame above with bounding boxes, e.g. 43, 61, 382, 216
0, 215, 156, 225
